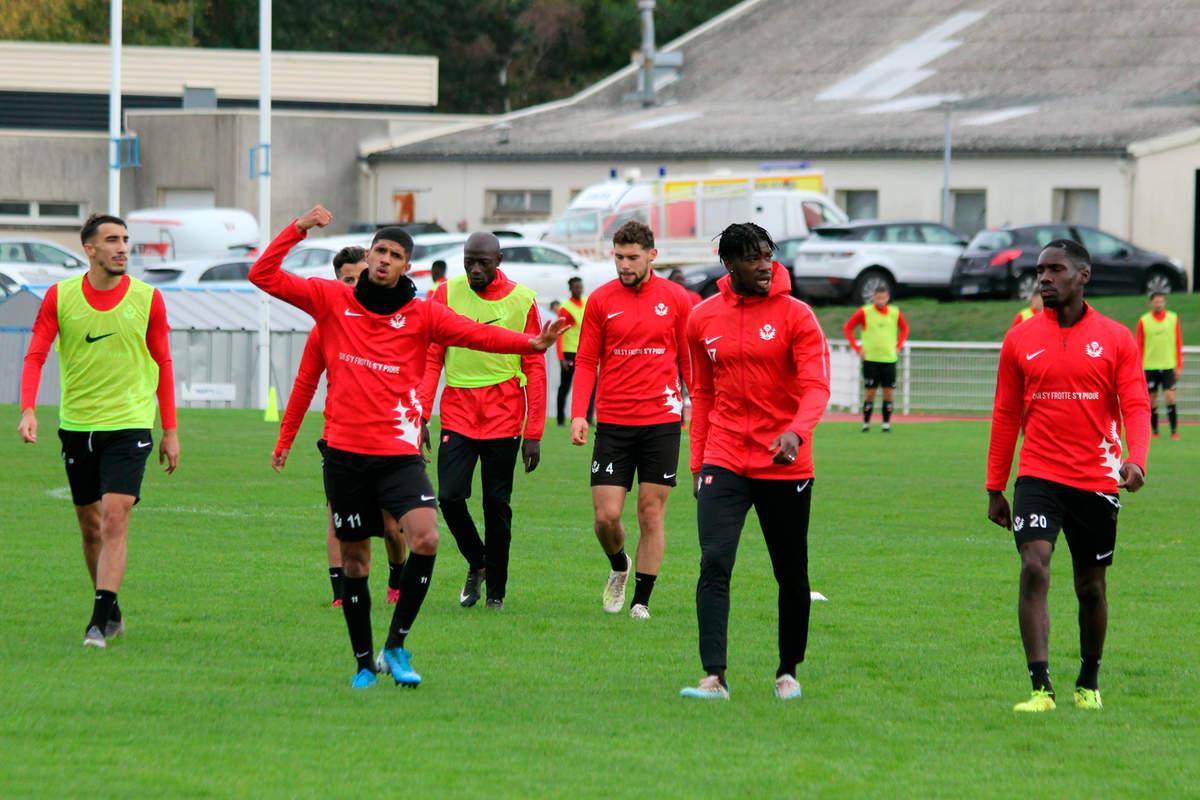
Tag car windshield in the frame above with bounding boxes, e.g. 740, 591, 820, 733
811, 227, 857, 240
551, 209, 600, 237
141, 269, 182, 284
411, 241, 463, 261
967, 230, 1014, 251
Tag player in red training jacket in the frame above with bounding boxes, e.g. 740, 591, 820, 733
271, 246, 407, 609
570, 220, 692, 619
679, 222, 831, 701
251, 205, 566, 689
987, 238, 1150, 713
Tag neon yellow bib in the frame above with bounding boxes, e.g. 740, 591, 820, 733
861, 304, 900, 364
1018, 308, 1036, 322
56, 275, 159, 430
1140, 310, 1178, 370
560, 297, 586, 353
444, 276, 536, 388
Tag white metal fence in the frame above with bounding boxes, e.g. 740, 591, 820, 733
829, 340, 1200, 418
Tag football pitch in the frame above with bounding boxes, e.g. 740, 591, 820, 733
1, 408, 1196, 798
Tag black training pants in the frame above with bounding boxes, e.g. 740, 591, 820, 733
557, 352, 595, 425
695, 465, 813, 674
437, 429, 521, 600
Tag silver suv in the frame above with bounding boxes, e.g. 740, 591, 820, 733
792, 221, 967, 305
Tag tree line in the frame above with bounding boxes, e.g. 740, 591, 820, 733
1, 0, 738, 112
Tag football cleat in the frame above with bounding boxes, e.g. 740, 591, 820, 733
381, 647, 422, 687
331, 598, 343, 608
104, 619, 125, 640
83, 626, 106, 648
485, 598, 504, 610
1013, 689, 1056, 712
881, 422, 891, 432
387, 587, 400, 605
602, 554, 632, 613
1073, 687, 1103, 710
774, 674, 802, 700
861, 423, 870, 433
350, 668, 377, 688
460, 568, 484, 607
680, 675, 729, 700
629, 603, 650, 619
1171, 432, 1180, 441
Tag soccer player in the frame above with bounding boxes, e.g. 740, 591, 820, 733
1011, 289, 1043, 328
272, 246, 406, 608
1136, 292, 1182, 439
842, 286, 908, 432
570, 220, 692, 619
555, 276, 593, 426
679, 223, 830, 701
18, 213, 180, 648
251, 205, 565, 688
986, 239, 1150, 713
419, 232, 545, 610
668, 268, 703, 306
426, 259, 447, 299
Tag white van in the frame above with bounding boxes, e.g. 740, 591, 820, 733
126, 208, 259, 271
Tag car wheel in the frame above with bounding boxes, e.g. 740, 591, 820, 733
1013, 270, 1037, 300
853, 268, 894, 306
1143, 268, 1175, 295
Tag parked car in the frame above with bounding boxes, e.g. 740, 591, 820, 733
125, 208, 259, 269
0, 236, 88, 283
409, 240, 613, 303
0, 266, 26, 297
950, 223, 1187, 298
791, 221, 967, 305
140, 258, 255, 285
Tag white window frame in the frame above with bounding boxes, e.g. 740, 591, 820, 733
0, 200, 87, 227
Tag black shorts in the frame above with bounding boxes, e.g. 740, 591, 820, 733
321, 446, 436, 542
590, 421, 680, 489
316, 438, 330, 501
1144, 369, 1176, 392
1012, 476, 1120, 566
58, 428, 153, 506
862, 360, 897, 389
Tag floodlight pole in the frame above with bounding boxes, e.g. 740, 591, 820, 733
256, 0, 273, 411
108, 0, 122, 214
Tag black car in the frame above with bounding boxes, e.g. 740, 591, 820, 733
678, 236, 810, 299
950, 224, 1186, 299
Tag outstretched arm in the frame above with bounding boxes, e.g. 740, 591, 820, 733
248, 206, 334, 316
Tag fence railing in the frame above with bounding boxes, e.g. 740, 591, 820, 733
829, 340, 1200, 418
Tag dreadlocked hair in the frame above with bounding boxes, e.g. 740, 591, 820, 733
716, 222, 776, 264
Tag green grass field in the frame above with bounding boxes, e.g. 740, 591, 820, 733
811, 293, 1200, 345
2, 408, 1197, 798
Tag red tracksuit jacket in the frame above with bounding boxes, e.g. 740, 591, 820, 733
987, 303, 1151, 492
686, 263, 831, 479
571, 271, 692, 426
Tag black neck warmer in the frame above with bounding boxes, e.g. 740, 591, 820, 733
354, 272, 417, 315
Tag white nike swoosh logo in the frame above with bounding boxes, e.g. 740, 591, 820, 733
137, 441, 151, 448
420, 494, 435, 502
796, 480, 811, 493
1025, 349, 1045, 360
607, 311, 624, 319
1096, 550, 1113, 560
344, 309, 364, 317
704, 336, 722, 345
663, 473, 676, 479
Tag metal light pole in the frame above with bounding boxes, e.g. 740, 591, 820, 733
256, 0, 272, 411
941, 102, 952, 227
108, 0, 122, 214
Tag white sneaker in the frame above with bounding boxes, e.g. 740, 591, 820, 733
629, 603, 650, 619
680, 675, 730, 700
602, 554, 632, 613
774, 674, 802, 700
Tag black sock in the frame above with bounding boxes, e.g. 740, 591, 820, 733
341, 576, 374, 672
88, 590, 117, 632
388, 560, 405, 591
386, 552, 435, 650
1077, 655, 1102, 690
1151, 409, 1159, 433
329, 567, 344, 602
631, 572, 656, 607
862, 401, 874, 424
110, 599, 122, 623
882, 400, 893, 423
1028, 661, 1053, 696
607, 549, 628, 573
776, 663, 796, 680
1167, 404, 1178, 433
